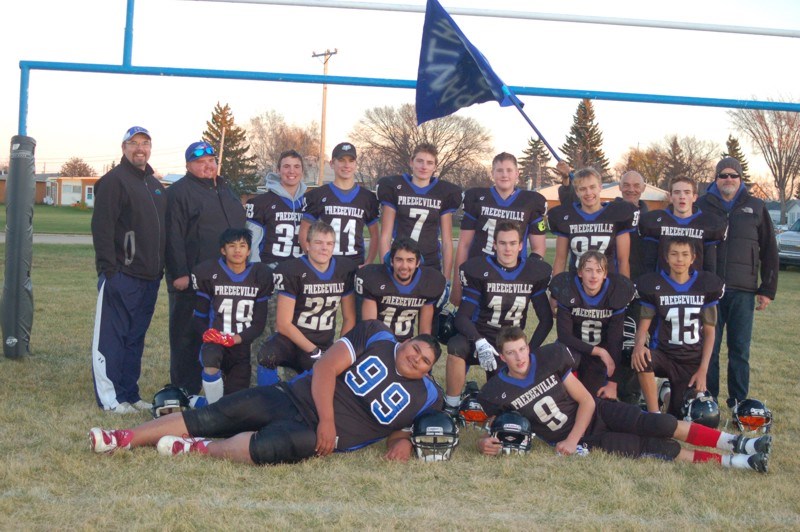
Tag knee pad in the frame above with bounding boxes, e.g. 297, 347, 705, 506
199, 343, 225, 369
249, 419, 317, 465
446, 334, 471, 360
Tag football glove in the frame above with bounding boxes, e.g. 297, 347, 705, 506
203, 328, 235, 347
475, 338, 498, 371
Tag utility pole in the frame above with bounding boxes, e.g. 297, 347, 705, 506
312, 48, 337, 186
218, 126, 226, 178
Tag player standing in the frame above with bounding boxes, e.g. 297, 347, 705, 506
451, 152, 547, 305
356, 238, 445, 341
548, 167, 639, 277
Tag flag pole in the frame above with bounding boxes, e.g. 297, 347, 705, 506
502, 85, 562, 163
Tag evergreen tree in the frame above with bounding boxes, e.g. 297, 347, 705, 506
203, 102, 259, 195
518, 137, 551, 190
560, 99, 610, 178
722, 134, 752, 184
661, 135, 690, 188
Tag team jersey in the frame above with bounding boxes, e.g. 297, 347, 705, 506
273, 256, 357, 348
459, 254, 552, 344
376, 174, 462, 270
355, 264, 446, 341
288, 320, 442, 451
302, 183, 380, 265
460, 187, 547, 258
192, 258, 273, 345
639, 206, 728, 273
549, 272, 635, 357
636, 270, 724, 361
477, 343, 579, 444
548, 201, 639, 273
246, 191, 303, 264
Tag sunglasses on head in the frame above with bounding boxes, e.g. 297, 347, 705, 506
192, 145, 215, 158
717, 172, 740, 179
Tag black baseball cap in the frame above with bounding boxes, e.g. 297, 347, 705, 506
332, 142, 357, 160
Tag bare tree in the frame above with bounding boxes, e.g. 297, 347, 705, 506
60, 157, 97, 177
730, 105, 800, 224
248, 110, 320, 182
350, 103, 493, 182
616, 144, 667, 186
616, 136, 718, 188
676, 135, 719, 184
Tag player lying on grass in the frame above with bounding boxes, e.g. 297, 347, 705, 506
90, 320, 443, 465
475, 326, 772, 473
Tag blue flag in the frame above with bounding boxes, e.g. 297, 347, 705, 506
416, 0, 522, 125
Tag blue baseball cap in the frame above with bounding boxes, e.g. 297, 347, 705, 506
185, 141, 216, 163
122, 126, 151, 142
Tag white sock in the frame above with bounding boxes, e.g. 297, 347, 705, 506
721, 454, 752, 469
202, 371, 224, 404
716, 431, 738, 451
445, 395, 461, 407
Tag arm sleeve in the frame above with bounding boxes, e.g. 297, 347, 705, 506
528, 292, 554, 348
454, 299, 481, 342
605, 312, 625, 384
90, 177, 121, 277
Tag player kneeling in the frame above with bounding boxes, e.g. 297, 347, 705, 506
89, 320, 442, 465
474, 326, 772, 473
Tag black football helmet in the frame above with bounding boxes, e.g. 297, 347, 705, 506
437, 307, 457, 345
681, 389, 720, 428
151, 384, 190, 418
491, 412, 533, 455
411, 409, 459, 462
733, 399, 773, 433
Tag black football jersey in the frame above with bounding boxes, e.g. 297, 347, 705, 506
376, 174, 462, 270
460, 187, 547, 258
477, 343, 579, 444
459, 254, 552, 344
288, 320, 443, 451
355, 264, 446, 341
302, 183, 380, 265
549, 272, 634, 355
273, 256, 357, 348
636, 270, 724, 361
192, 258, 273, 345
548, 201, 639, 273
245, 191, 303, 264
639, 207, 728, 273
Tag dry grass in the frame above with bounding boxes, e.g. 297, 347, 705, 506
1, 245, 799, 529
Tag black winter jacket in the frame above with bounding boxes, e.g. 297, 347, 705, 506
91, 156, 166, 280
165, 173, 246, 287
696, 184, 778, 298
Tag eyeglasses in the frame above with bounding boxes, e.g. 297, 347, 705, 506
717, 172, 740, 179
125, 140, 151, 148
192, 146, 215, 158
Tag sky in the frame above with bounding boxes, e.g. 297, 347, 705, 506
1, 0, 799, 181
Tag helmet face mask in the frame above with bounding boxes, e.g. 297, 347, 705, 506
491, 412, 533, 455
411, 409, 459, 462
151, 385, 190, 418
733, 399, 773, 433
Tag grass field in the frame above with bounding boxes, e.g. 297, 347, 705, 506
0, 204, 93, 234
1, 245, 799, 529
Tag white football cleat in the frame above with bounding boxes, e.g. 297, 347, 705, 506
89, 428, 133, 454
131, 400, 153, 411
157, 435, 209, 456
109, 402, 138, 414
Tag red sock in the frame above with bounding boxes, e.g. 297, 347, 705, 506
692, 450, 721, 464
685, 423, 722, 448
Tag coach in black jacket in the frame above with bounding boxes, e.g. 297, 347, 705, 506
696, 157, 778, 409
91, 126, 166, 413
165, 141, 246, 394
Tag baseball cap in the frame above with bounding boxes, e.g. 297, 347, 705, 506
185, 141, 216, 163
122, 126, 151, 142
332, 142, 357, 160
